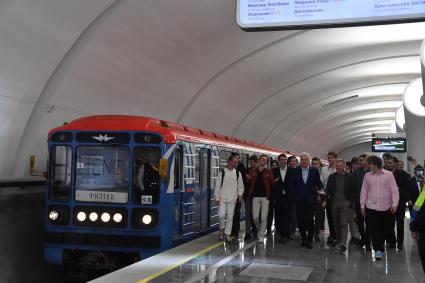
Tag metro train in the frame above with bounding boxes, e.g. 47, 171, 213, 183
43, 115, 297, 271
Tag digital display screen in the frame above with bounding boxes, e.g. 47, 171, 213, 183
236, 0, 425, 30
371, 138, 407, 153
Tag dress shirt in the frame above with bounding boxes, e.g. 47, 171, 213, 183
320, 166, 336, 189
360, 169, 399, 211
280, 167, 287, 194
302, 167, 309, 184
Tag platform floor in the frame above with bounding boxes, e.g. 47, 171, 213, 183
1, 187, 423, 283
93, 223, 425, 283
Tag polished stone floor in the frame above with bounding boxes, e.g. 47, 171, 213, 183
148, 229, 425, 283
2, 187, 423, 283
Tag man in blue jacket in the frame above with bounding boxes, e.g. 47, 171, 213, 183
288, 152, 323, 249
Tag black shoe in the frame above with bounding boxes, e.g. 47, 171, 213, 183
244, 234, 252, 241
340, 244, 347, 253
397, 244, 404, 250
327, 237, 334, 244
314, 234, 321, 243
387, 243, 396, 249
306, 242, 313, 249
356, 238, 365, 247
365, 246, 372, 252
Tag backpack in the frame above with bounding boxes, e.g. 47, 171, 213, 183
220, 168, 240, 188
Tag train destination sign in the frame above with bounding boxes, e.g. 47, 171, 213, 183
236, 0, 425, 30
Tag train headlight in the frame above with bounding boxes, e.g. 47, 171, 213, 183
49, 210, 59, 221
89, 212, 98, 222
77, 211, 87, 222
113, 213, 123, 223
101, 212, 111, 223
142, 214, 152, 225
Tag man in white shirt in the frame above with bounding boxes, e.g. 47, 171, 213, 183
272, 154, 290, 243
215, 155, 244, 242
320, 151, 337, 244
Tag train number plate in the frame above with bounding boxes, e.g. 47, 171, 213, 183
141, 195, 153, 204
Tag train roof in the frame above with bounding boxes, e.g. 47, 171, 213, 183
49, 115, 299, 156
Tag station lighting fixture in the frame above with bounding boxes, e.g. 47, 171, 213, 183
395, 106, 405, 129
89, 212, 98, 222
101, 212, 111, 223
49, 210, 59, 221
113, 213, 123, 223
142, 214, 152, 225
77, 211, 87, 222
403, 78, 425, 117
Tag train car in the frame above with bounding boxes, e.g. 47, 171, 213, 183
43, 115, 295, 271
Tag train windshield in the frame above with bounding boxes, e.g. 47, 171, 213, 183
75, 146, 129, 204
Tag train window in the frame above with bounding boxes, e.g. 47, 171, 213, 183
75, 146, 129, 204
242, 154, 249, 168
219, 149, 226, 169
174, 146, 183, 192
133, 147, 161, 205
219, 149, 234, 169
49, 146, 72, 201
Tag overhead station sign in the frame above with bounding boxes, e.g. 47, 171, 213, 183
236, 0, 425, 30
371, 137, 407, 153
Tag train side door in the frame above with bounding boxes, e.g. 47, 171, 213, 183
199, 148, 211, 231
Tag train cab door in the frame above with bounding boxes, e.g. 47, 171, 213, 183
197, 148, 211, 232
172, 145, 184, 239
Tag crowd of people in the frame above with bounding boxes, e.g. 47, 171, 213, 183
213, 151, 425, 271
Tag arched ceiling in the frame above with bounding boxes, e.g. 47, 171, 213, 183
1, 0, 424, 175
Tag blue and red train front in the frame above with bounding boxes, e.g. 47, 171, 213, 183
44, 129, 174, 265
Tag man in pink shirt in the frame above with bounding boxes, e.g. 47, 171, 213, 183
360, 155, 399, 260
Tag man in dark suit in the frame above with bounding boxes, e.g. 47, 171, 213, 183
388, 157, 412, 250
288, 152, 323, 249
323, 159, 354, 253
409, 165, 424, 211
272, 154, 291, 244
